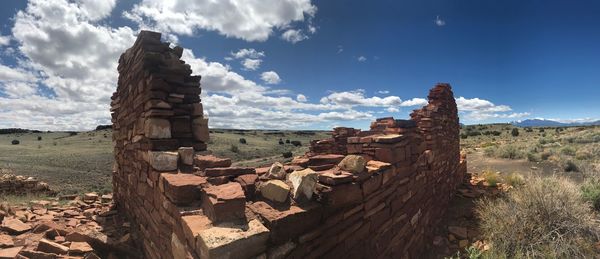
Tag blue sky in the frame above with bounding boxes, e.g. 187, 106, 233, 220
0, 0, 599, 130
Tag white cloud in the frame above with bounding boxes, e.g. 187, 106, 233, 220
400, 98, 428, 107
296, 94, 307, 102
337, 45, 343, 54
386, 107, 399, 113
0, 35, 11, 46
377, 90, 389, 94
231, 48, 264, 59
241, 58, 262, 71
261, 71, 281, 85
456, 96, 529, 121
435, 15, 446, 26
320, 89, 402, 108
124, 0, 317, 42
357, 56, 367, 62
281, 29, 308, 43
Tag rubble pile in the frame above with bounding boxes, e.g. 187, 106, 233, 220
0, 193, 135, 258
0, 173, 54, 196
111, 31, 467, 259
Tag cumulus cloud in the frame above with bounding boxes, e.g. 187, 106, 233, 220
400, 98, 428, 107
456, 96, 529, 121
124, 0, 317, 42
241, 58, 262, 71
296, 94, 307, 102
231, 48, 264, 59
357, 56, 367, 62
320, 89, 402, 108
281, 29, 309, 43
377, 90, 389, 94
260, 71, 281, 85
0, 35, 11, 46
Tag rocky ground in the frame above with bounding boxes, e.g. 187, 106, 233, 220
0, 193, 140, 259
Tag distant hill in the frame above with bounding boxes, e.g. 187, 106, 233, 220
512, 119, 600, 127
0, 128, 42, 134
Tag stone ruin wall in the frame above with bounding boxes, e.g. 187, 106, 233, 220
0, 171, 54, 196
111, 31, 467, 259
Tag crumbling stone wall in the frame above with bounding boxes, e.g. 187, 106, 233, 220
0, 172, 53, 195
112, 31, 466, 259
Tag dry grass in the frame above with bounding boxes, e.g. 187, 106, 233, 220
476, 176, 600, 258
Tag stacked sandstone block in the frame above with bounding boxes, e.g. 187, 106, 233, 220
111, 30, 466, 259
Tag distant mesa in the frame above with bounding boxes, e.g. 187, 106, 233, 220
512, 119, 600, 127
95, 124, 112, 131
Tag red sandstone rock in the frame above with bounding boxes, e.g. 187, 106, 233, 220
308, 154, 345, 166
235, 174, 258, 200
204, 167, 255, 177
0, 246, 22, 258
318, 171, 353, 186
318, 182, 363, 208
248, 201, 322, 244
160, 173, 206, 204
1, 218, 31, 234
201, 182, 246, 222
196, 219, 269, 259
194, 155, 232, 170
260, 180, 290, 203
448, 226, 468, 239
37, 238, 69, 254
69, 241, 94, 254
181, 215, 212, 245
0, 235, 13, 248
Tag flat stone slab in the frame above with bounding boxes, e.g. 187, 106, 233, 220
373, 134, 405, 143
194, 155, 232, 170
308, 154, 345, 166
204, 167, 255, 177
0, 234, 13, 248
248, 201, 322, 244
160, 173, 207, 204
197, 219, 269, 259
1, 218, 31, 234
318, 171, 353, 186
0, 246, 23, 259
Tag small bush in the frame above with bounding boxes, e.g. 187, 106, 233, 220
477, 176, 599, 258
483, 146, 496, 157
278, 139, 284, 145
497, 145, 523, 159
11, 139, 19, 145
481, 170, 501, 187
282, 151, 293, 158
460, 133, 468, 139
576, 150, 593, 160
239, 138, 247, 144
230, 144, 240, 153
291, 140, 302, 147
37, 136, 42, 141
511, 128, 519, 137
564, 160, 579, 172
504, 172, 525, 187
285, 139, 290, 144
581, 178, 600, 210
540, 151, 552, 160
561, 147, 576, 156
527, 152, 540, 162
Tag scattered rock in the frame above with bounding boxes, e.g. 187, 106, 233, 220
37, 238, 69, 254
69, 241, 94, 254
338, 155, 366, 174
288, 168, 318, 201
260, 180, 290, 203
1, 218, 32, 234
0, 234, 13, 248
0, 246, 22, 258
266, 162, 286, 180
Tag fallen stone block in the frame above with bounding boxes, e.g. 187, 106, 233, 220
160, 173, 207, 205
181, 215, 212, 246
1, 218, 31, 234
0, 246, 23, 259
288, 168, 318, 201
235, 174, 258, 200
249, 201, 322, 244
260, 180, 290, 203
317, 171, 353, 186
196, 219, 269, 259
202, 182, 246, 222
266, 162, 286, 180
0, 234, 13, 248
69, 241, 94, 254
338, 155, 366, 174
37, 238, 69, 255
308, 154, 345, 166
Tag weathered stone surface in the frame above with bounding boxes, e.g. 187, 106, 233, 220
144, 118, 171, 139
1, 218, 31, 234
288, 168, 318, 201
202, 182, 246, 222
37, 238, 69, 254
260, 180, 290, 203
235, 174, 258, 200
148, 151, 178, 171
178, 147, 194, 165
0, 235, 13, 248
317, 171, 353, 186
204, 167, 255, 177
196, 219, 269, 259
161, 173, 206, 204
338, 155, 366, 174
0, 246, 22, 259
448, 226, 468, 239
192, 117, 209, 142
366, 160, 392, 173
194, 155, 232, 170
248, 201, 321, 244
181, 215, 212, 245
308, 154, 345, 166
319, 182, 363, 208
266, 162, 286, 180
69, 241, 94, 254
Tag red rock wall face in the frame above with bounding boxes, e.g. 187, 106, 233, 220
111, 31, 209, 258
112, 30, 465, 259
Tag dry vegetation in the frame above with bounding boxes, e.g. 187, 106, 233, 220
0, 128, 329, 194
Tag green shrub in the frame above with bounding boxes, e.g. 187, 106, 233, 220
581, 178, 600, 210
481, 170, 501, 187
561, 147, 576, 156
541, 151, 552, 160
527, 152, 540, 162
511, 128, 519, 137
564, 160, 580, 172
497, 145, 523, 159
504, 172, 525, 187
477, 176, 599, 258
576, 150, 593, 160
230, 144, 239, 153
483, 146, 496, 157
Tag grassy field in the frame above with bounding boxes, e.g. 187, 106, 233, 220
0, 129, 329, 194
